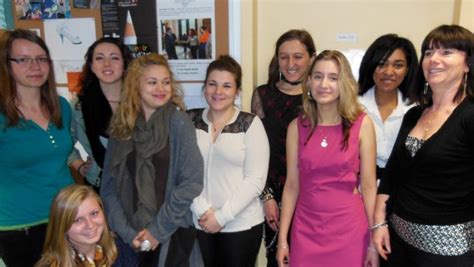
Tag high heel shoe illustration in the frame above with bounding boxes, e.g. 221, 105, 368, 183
57, 23, 81, 45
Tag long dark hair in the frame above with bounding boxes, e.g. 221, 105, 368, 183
358, 34, 418, 101
0, 29, 62, 127
411, 25, 474, 105
267, 29, 316, 86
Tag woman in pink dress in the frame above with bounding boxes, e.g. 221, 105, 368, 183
276, 50, 378, 267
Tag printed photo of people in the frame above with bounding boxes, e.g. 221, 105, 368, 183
160, 18, 212, 60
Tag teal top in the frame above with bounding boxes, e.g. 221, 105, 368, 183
0, 97, 74, 230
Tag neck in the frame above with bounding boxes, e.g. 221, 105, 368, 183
73, 243, 96, 260
207, 106, 235, 125
276, 80, 303, 96
100, 81, 122, 102
16, 87, 42, 108
317, 104, 341, 125
430, 81, 463, 110
374, 88, 398, 107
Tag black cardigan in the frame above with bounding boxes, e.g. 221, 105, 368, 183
379, 98, 474, 225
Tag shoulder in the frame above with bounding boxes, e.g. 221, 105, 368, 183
186, 108, 204, 123
228, 111, 258, 133
59, 96, 72, 117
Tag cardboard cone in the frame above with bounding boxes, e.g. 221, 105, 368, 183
123, 10, 137, 45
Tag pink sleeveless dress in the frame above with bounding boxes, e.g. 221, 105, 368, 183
290, 114, 369, 267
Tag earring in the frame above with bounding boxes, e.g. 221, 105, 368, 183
463, 72, 468, 95
307, 90, 312, 99
279, 72, 282, 81
423, 81, 429, 95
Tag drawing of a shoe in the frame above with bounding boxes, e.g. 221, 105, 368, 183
57, 23, 82, 45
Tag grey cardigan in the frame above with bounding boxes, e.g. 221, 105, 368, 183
101, 110, 204, 266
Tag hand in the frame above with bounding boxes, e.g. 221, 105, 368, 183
276, 244, 290, 266
198, 208, 223, 233
372, 226, 391, 260
365, 245, 380, 267
132, 229, 159, 251
264, 199, 280, 231
78, 157, 94, 177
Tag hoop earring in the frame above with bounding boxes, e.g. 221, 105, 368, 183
423, 81, 429, 95
463, 72, 468, 96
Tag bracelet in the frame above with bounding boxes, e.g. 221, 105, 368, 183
369, 221, 388, 231
262, 193, 274, 203
367, 246, 377, 253
259, 187, 274, 200
277, 244, 289, 249
77, 162, 86, 175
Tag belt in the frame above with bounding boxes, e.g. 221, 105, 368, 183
390, 213, 474, 256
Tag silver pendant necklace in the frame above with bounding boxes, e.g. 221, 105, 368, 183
319, 127, 328, 148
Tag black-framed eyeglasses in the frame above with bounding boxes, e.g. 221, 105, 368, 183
9, 57, 50, 66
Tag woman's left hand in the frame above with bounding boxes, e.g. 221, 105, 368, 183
364, 245, 380, 267
198, 208, 223, 233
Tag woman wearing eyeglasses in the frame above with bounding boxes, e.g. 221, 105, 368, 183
0, 29, 74, 266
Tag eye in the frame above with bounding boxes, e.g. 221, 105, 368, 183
91, 210, 100, 217
312, 73, 323, 80
424, 50, 434, 57
17, 58, 31, 64
329, 76, 339, 81
442, 49, 454, 56
207, 81, 217, 87
111, 56, 122, 61
74, 217, 83, 224
94, 56, 104, 61
394, 63, 406, 69
162, 80, 171, 86
37, 57, 50, 64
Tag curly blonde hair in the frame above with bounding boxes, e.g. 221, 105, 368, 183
301, 50, 363, 149
109, 53, 185, 140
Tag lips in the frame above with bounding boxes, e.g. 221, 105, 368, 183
428, 68, 444, 74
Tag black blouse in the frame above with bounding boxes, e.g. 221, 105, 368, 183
379, 98, 474, 225
251, 84, 302, 201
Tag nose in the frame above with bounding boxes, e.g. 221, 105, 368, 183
84, 217, 94, 229
321, 77, 330, 88
104, 57, 111, 66
215, 85, 224, 94
288, 57, 295, 67
383, 64, 395, 75
28, 59, 42, 69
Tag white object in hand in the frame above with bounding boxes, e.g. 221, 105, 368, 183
140, 239, 151, 252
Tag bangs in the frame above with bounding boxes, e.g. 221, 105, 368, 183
422, 26, 472, 53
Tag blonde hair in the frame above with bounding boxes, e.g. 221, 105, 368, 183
36, 185, 117, 267
302, 50, 363, 149
109, 53, 185, 140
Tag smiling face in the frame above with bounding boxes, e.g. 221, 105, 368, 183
278, 39, 313, 83
373, 48, 408, 94
422, 46, 468, 91
204, 70, 239, 113
309, 59, 340, 107
139, 64, 172, 119
91, 42, 125, 85
10, 38, 50, 91
67, 197, 105, 255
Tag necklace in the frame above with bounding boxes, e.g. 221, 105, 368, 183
319, 127, 328, 148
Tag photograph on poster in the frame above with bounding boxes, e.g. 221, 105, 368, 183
15, 0, 71, 20
156, 0, 215, 81
73, 0, 100, 9
44, 18, 96, 60
160, 18, 213, 61
53, 60, 84, 84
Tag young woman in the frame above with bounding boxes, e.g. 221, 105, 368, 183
0, 29, 74, 266
277, 50, 378, 267
373, 24, 474, 267
250, 29, 316, 267
188, 55, 269, 267
101, 53, 203, 267
36, 184, 117, 267
68, 37, 132, 191
358, 34, 418, 185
